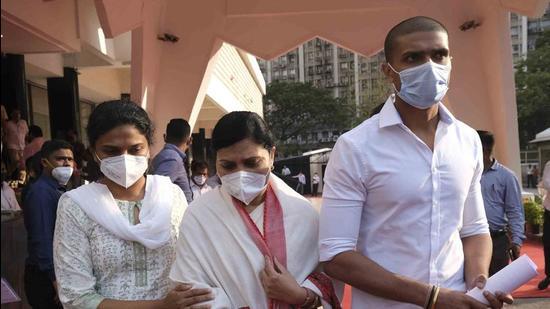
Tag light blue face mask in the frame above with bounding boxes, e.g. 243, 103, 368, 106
389, 61, 451, 109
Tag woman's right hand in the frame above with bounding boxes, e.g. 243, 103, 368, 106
162, 284, 214, 309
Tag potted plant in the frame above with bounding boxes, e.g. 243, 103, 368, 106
524, 201, 544, 235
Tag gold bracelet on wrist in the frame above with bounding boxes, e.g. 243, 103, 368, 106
424, 285, 435, 309
430, 286, 440, 309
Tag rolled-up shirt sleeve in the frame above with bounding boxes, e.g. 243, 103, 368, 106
319, 137, 366, 262
460, 137, 490, 238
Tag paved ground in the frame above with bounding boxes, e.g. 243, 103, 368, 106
509, 298, 550, 308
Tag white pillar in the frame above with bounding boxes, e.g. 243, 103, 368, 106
267, 61, 272, 84
332, 44, 339, 98
354, 53, 360, 116
521, 16, 528, 58
298, 45, 305, 82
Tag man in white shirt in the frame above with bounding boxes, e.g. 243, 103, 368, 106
281, 165, 291, 176
319, 16, 512, 309
190, 160, 212, 200
292, 171, 306, 195
4, 109, 28, 173
312, 172, 320, 197
538, 160, 550, 290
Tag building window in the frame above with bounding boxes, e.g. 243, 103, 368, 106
340, 62, 349, 70
316, 65, 323, 74
341, 76, 349, 84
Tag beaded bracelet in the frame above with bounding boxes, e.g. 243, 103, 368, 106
299, 287, 312, 308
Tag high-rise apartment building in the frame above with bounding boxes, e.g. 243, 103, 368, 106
509, 6, 550, 64
258, 38, 390, 154
258, 38, 389, 116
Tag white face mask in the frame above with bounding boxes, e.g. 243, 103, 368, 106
51, 166, 74, 186
389, 61, 451, 109
98, 154, 148, 189
193, 175, 207, 186
221, 171, 268, 205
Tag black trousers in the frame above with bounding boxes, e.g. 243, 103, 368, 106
527, 175, 535, 188
544, 209, 550, 277
296, 183, 304, 195
24, 265, 62, 309
312, 183, 319, 196
489, 232, 510, 276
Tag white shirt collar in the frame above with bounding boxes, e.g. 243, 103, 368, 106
379, 94, 456, 129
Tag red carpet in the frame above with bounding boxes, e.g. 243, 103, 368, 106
512, 238, 550, 298
340, 239, 548, 308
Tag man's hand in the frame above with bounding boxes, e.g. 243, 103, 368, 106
469, 275, 514, 309
511, 244, 521, 260
435, 288, 486, 309
52, 280, 61, 305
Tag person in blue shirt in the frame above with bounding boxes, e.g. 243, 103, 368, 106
478, 130, 525, 276
23, 139, 74, 309
151, 118, 193, 202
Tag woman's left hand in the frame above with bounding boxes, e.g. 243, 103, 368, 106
259, 255, 306, 305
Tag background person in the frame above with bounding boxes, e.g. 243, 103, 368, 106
23, 140, 74, 309
539, 160, 550, 290
4, 109, 28, 174
312, 172, 320, 197
478, 130, 525, 275
151, 118, 193, 203
292, 171, 306, 195
190, 160, 212, 200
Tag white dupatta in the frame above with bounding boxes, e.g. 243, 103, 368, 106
66, 175, 175, 249
170, 174, 337, 308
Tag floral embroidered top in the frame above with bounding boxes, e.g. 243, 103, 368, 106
53, 185, 186, 309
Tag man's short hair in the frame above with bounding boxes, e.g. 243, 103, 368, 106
40, 140, 73, 159
191, 160, 209, 173
477, 130, 495, 150
166, 118, 191, 143
29, 125, 43, 138
384, 16, 448, 64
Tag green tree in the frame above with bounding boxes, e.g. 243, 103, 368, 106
355, 78, 392, 124
515, 30, 550, 148
263, 81, 354, 154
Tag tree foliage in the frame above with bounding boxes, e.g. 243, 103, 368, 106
515, 30, 550, 148
263, 81, 354, 145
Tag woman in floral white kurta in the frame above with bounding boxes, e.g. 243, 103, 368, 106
53, 184, 185, 308
52, 100, 212, 308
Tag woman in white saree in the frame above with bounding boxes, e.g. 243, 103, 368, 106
53, 100, 213, 309
170, 112, 340, 308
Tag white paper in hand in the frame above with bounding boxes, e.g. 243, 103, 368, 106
466, 255, 538, 305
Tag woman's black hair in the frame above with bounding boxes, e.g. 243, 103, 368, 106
86, 100, 154, 147
211, 111, 274, 152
